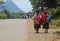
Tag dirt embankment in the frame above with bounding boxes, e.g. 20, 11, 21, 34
26, 19, 60, 41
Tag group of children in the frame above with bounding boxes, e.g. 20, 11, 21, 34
33, 8, 51, 33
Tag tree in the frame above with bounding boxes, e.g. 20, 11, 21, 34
30, 0, 57, 11
4, 8, 11, 19
0, 0, 4, 4
44, 0, 57, 8
0, 12, 7, 19
30, 0, 43, 11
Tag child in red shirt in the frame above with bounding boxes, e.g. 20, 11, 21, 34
33, 11, 41, 33
42, 9, 49, 33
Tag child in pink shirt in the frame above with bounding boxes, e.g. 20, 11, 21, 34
33, 11, 41, 33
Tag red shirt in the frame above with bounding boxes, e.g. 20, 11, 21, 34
42, 9, 47, 24
33, 14, 41, 24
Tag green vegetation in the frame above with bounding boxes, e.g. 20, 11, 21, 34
48, 8, 58, 16
56, 30, 60, 34
51, 19, 60, 25
30, 0, 60, 18
10, 13, 23, 19
0, 0, 25, 19
44, 0, 57, 8
0, 0, 5, 4
0, 12, 7, 19
29, 0, 41, 10
30, 0, 60, 25
49, 19, 60, 29
4, 8, 11, 19
0, 0, 60, 19
30, 0, 57, 10
0, 11, 25, 19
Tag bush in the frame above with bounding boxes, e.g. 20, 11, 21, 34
48, 7, 60, 19
51, 19, 60, 25
4, 8, 11, 19
10, 13, 22, 19
56, 30, 60, 34
48, 8, 58, 16
0, 12, 7, 19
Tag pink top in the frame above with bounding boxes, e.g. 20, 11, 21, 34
33, 14, 41, 24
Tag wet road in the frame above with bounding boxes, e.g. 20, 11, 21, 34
0, 19, 27, 41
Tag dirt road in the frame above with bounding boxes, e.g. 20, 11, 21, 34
0, 19, 27, 41
27, 19, 60, 41
0, 19, 60, 41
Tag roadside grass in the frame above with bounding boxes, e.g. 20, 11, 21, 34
56, 30, 60, 34
51, 19, 60, 25
50, 19, 60, 29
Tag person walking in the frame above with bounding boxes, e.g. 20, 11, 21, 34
42, 8, 51, 33
33, 10, 42, 33
42, 8, 48, 33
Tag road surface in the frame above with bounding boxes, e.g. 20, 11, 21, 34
0, 19, 60, 41
0, 19, 27, 41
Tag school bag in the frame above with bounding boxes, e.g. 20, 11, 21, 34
46, 16, 51, 22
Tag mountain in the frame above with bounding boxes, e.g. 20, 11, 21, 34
0, 0, 24, 13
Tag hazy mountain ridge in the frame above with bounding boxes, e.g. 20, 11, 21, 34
0, 0, 24, 13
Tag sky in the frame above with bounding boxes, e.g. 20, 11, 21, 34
12, 0, 33, 12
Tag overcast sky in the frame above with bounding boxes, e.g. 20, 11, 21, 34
12, 0, 32, 12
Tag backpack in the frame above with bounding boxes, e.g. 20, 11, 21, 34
46, 16, 51, 22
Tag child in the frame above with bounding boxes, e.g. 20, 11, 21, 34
33, 11, 41, 33
42, 8, 47, 24
43, 15, 51, 33
42, 8, 51, 33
